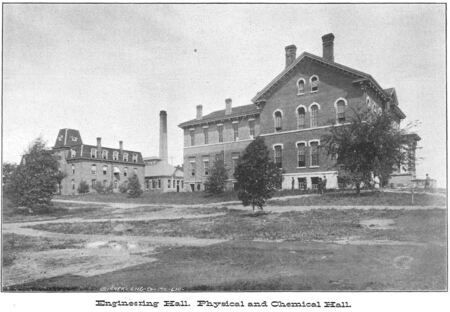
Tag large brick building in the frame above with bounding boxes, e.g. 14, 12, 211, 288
53, 129, 145, 195
178, 34, 418, 191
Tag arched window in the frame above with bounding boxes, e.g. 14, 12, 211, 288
310, 104, 319, 127
274, 110, 283, 132
297, 106, 306, 129
273, 145, 283, 168
336, 99, 347, 123
91, 164, 97, 175
297, 78, 305, 94
297, 142, 306, 167
103, 165, 108, 175
309, 141, 320, 167
310, 75, 319, 92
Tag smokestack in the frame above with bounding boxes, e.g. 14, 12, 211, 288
159, 110, 168, 162
285, 44, 297, 68
225, 98, 232, 115
322, 33, 335, 62
119, 140, 123, 154
196, 105, 203, 119
97, 137, 102, 155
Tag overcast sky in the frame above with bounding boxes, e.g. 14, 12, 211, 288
2, 3, 446, 187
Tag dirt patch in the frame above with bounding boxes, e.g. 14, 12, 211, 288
360, 218, 396, 230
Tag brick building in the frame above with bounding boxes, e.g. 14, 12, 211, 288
53, 129, 145, 195
178, 34, 419, 191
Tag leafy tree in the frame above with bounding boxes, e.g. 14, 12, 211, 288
2, 162, 17, 193
119, 181, 129, 194
127, 174, 143, 198
204, 158, 228, 195
234, 137, 282, 211
93, 181, 113, 194
77, 180, 90, 194
7, 138, 60, 212
323, 109, 414, 194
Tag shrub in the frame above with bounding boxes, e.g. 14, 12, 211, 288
77, 180, 90, 194
127, 174, 143, 198
93, 181, 113, 194
119, 181, 129, 193
204, 159, 228, 195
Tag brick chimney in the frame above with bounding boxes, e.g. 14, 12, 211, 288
322, 33, 335, 62
196, 105, 203, 119
225, 98, 232, 115
119, 140, 123, 154
97, 137, 102, 155
159, 110, 168, 162
285, 44, 297, 68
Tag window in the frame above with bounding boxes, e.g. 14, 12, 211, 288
217, 125, 224, 143
310, 141, 319, 167
297, 142, 306, 167
297, 78, 305, 94
203, 127, 209, 144
72, 164, 75, 174
132, 154, 138, 163
91, 164, 97, 175
102, 150, 108, 160
248, 119, 255, 138
310, 104, 319, 127
297, 106, 306, 129
215, 153, 224, 163
232, 122, 239, 141
123, 152, 129, 162
274, 110, 283, 132
158, 179, 161, 188
103, 165, 108, 175
91, 148, 97, 158
168, 179, 171, 188
70, 149, 76, 158
336, 99, 346, 123
203, 157, 210, 176
134, 168, 138, 174
91, 179, 96, 188
113, 151, 119, 161
114, 180, 118, 189
310, 75, 319, 92
274, 145, 282, 168
71, 179, 75, 190
124, 167, 128, 177
173, 179, 176, 188
189, 157, 196, 177
190, 129, 195, 146
232, 153, 240, 171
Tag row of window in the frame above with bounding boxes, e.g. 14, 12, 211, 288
70, 164, 138, 176
188, 152, 240, 177
145, 178, 184, 190
273, 98, 347, 132
273, 141, 320, 169
71, 179, 121, 191
297, 75, 319, 95
70, 148, 139, 163
190, 119, 256, 146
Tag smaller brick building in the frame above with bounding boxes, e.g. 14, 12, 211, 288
53, 128, 145, 195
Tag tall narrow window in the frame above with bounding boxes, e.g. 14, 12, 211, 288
310, 75, 319, 92
297, 143, 306, 167
232, 153, 240, 171
203, 157, 210, 176
132, 154, 138, 163
203, 127, 209, 144
189, 158, 196, 177
248, 119, 255, 138
103, 165, 108, 175
274, 145, 282, 168
124, 167, 128, 177
310, 141, 319, 167
91, 148, 97, 158
297, 107, 306, 129
70, 149, 76, 158
336, 99, 346, 123
123, 152, 129, 162
72, 164, 75, 174
102, 150, 108, 160
190, 129, 195, 146
297, 79, 305, 94
71, 179, 75, 190
217, 125, 224, 143
215, 152, 224, 163
232, 122, 239, 141
91, 164, 97, 174
310, 104, 319, 127
113, 151, 119, 161
274, 111, 282, 132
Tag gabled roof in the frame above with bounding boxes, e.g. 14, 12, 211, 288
252, 51, 389, 103
145, 159, 183, 178
383, 87, 406, 119
178, 103, 260, 128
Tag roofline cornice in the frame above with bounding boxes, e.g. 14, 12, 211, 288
178, 111, 260, 129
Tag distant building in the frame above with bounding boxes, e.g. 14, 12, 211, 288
178, 33, 420, 191
53, 129, 145, 195
144, 111, 184, 192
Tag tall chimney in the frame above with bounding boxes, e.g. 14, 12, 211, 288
119, 140, 123, 154
196, 105, 203, 119
225, 98, 232, 115
159, 110, 168, 162
97, 137, 102, 156
285, 44, 297, 68
322, 33, 335, 62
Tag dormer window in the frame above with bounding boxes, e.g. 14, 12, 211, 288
310, 75, 319, 92
132, 154, 138, 163
90, 148, 97, 158
274, 110, 283, 132
113, 151, 119, 161
123, 152, 129, 162
102, 150, 108, 160
297, 78, 305, 94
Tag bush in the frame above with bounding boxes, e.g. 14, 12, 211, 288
204, 159, 228, 195
77, 180, 90, 194
93, 181, 113, 194
127, 174, 142, 198
119, 181, 129, 194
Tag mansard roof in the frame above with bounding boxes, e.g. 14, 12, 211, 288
65, 144, 145, 165
178, 103, 260, 128
252, 51, 390, 104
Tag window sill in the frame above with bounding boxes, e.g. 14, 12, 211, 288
309, 166, 320, 168
296, 166, 307, 169
297, 92, 305, 96
311, 90, 318, 93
